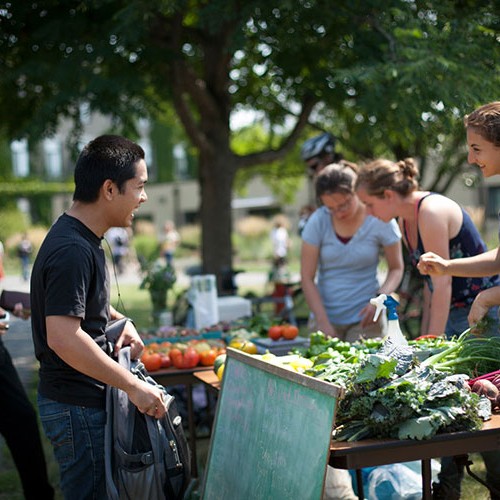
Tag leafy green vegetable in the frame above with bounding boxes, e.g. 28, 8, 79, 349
422, 332, 500, 377
334, 357, 485, 442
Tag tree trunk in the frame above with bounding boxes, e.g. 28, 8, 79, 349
199, 147, 236, 294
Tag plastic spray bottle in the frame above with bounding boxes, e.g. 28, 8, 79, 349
370, 294, 408, 346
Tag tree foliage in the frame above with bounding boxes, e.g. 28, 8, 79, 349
0, 0, 499, 283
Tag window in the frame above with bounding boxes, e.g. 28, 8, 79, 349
11, 139, 29, 177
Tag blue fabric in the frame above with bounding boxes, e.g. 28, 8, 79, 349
445, 303, 499, 339
405, 193, 499, 306
302, 208, 401, 324
38, 394, 107, 500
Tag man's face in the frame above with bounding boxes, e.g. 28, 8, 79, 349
467, 127, 500, 178
114, 159, 148, 227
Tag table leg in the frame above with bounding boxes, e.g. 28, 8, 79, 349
421, 458, 432, 500
185, 383, 198, 477
356, 469, 364, 499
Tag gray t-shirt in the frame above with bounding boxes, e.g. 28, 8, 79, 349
302, 207, 401, 324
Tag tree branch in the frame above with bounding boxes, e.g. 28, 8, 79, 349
235, 96, 317, 167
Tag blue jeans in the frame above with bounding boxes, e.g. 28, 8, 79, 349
445, 305, 499, 339
440, 305, 500, 498
38, 394, 107, 500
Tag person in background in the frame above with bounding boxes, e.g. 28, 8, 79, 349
0, 303, 54, 499
17, 233, 32, 281
356, 153, 500, 500
298, 132, 342, 234
30, 135, 168, 499
270, 214, 291, 274
301, 132, 341, 178
301, 162, 404, 342
0, 240, 4, 281
161, 220, 181, 267
106, 226, 130, 274
417, 101, 500, 500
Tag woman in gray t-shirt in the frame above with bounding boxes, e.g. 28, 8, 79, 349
301, 162, 403, 342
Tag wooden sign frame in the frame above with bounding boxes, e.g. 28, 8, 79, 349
201, 348, 343, 500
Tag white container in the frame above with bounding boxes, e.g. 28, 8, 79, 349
189, 275, 219, 329
216, 296, 252, 322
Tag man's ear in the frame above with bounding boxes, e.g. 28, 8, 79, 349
102, 179, 115, 200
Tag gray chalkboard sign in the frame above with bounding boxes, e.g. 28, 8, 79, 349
201, 348, 343, 500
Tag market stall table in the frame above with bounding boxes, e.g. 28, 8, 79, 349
151, 365, 213, 477
329, 413, 500, 499
191, 369, 500, 499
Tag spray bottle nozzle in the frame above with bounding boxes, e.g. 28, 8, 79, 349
370, 294, 387, 322
370, 294, 401, 322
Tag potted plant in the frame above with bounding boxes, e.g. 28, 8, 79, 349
139, 260, 177, 325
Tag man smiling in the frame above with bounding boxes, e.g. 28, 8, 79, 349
30, 135, 168, 498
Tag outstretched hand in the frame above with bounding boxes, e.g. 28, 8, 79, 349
417, 252, 449, 276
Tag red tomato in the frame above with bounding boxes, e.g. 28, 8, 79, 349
268, 325, 283, 341
183, 347, 200, 368
282, 324, 299, 340
169, 346, 200, 369
199, 348, 218, 366
159, 353, 172, 369
169, 348, 184, 368
142, 352, 162, 372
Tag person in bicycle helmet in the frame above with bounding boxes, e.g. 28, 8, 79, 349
301, 132, 340, 177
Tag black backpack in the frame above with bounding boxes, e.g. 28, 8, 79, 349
104, 322, 191, 499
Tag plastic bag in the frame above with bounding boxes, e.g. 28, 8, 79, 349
188, 275, 219, 329
362, 461, 440, 500
349, 461, 440, 500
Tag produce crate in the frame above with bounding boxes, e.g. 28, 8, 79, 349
252, 336, 310, 355
143, 330, 224, 345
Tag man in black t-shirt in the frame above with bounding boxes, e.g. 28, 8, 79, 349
31, 135, 168, 499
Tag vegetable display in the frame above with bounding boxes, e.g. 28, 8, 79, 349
299, 332, 498, 442
333, 349, 485, 442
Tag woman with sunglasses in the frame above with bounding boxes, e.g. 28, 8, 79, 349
301, 162, 404, 341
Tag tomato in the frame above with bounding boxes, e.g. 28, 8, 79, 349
170, 346, 200, 369
282, 324, 299, 340
169, 348, 184, 367
199, 348, 218, 366
183, 347, 200, 368
159, 352, 172, 369
268, 325, 283, 341
142, 351, 162, 372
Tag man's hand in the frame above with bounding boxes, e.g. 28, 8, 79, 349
128, 380, 168, 419
13, 302, 30, 320
0, 308, 9, 337
417, 252, 449, 276
114, 320, 144, 360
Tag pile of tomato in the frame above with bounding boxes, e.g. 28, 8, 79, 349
140, 339, 226, 372
267, 323, 299, 341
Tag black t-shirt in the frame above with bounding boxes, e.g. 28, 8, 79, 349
31, 213, 111, 408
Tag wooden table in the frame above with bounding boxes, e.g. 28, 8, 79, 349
151, 366, 213, 477
193, 369, 220, 393
330, 413, 500, 499
190, 370, 500, 499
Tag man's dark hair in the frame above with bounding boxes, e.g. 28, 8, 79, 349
73, 135, 145, 202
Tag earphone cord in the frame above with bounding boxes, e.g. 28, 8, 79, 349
103, 237, 127, 316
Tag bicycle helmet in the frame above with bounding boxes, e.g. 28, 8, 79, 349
300, 132, 336, 161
